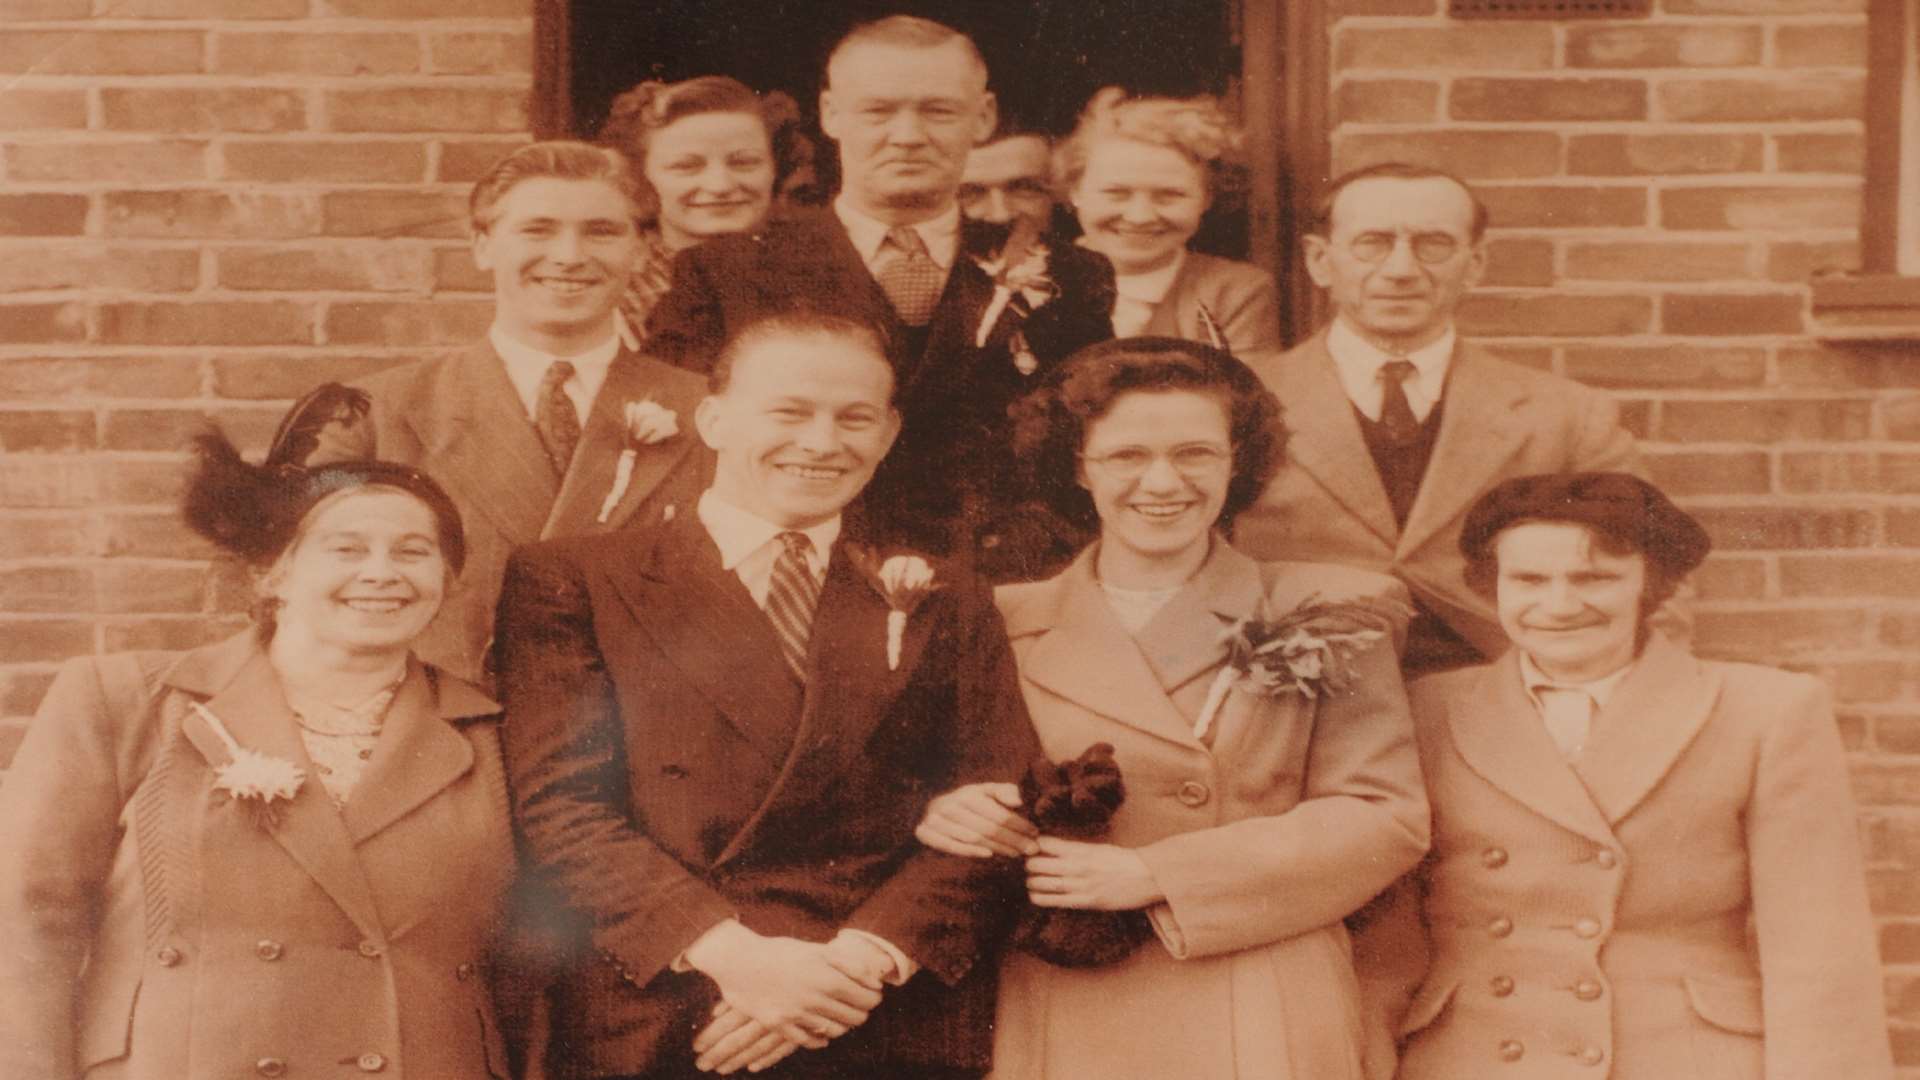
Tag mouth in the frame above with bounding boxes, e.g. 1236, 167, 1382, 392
1128, 500, 1198, 521
532, 275, 601, 296
339, 597, 412, 615
776, 463, 848, 482
1525, 622, 1603, 634
688, 199, 753, 211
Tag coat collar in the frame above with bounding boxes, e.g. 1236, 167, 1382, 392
542, 350, 704, 539
1573, 633, 1723, 825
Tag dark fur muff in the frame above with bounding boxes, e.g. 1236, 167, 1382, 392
1010, 742, 1155, 967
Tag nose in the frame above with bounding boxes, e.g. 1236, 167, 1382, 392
696, 161, 738, 193
982, 189, 1013, 224
1136, 453, 1185, 493
548, 226, 585, 264
793, 413, 842, 455
1540, 579, 1584, 617
882, 109, 928, 145
1377, 233, 1422, 278
1119, 195, 1157, 224
357, 548, 401, 584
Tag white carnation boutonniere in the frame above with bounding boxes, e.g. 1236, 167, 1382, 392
597, 398, 681, 523
192, 703, 305, 829
1190, 594, 1409, 741
847, 546, 941, 671
973, 218, 1061, 366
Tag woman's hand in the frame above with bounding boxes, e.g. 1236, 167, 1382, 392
1025, 836, 1164, 911
915, 782, 1038, 858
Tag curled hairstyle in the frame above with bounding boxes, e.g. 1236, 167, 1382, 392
826, 15, 988, 90
1311, 162, 1490, 242
468, 140, 642, 233
1009, 337, 1286, 531
710, 311, 896, 403
598, 76, 819, 221
1054, 88, 1248, 203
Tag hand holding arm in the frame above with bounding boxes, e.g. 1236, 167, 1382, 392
916, 781, 1036, 858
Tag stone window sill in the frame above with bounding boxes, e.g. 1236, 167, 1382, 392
1810, 276, 1920, 341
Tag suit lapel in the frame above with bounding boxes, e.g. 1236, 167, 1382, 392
1129, 539, 1261, 699
340, 661, 494, 844
1396, 346, 1529, 558
1446, 652, 1617, 846
1272, 334, 1400, 547
543, 350, 701, 539
1140, 254, 1200, 341
430, 342, 558, 547
908, 256, 996, 398
1574, 634, 1723, 825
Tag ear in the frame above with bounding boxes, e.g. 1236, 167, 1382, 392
819, 89, 843, 142
970, 91, 999, 145
1301, 234, 1334, 290
471, 226, 494, 273
876, 407, 903, 461
1461, 236, 1490, 290
1075, 457, 1092, 494
693, 395, 727, 451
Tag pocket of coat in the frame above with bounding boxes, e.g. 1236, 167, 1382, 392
77, 975, 140, 1068
1398, 977, 1461, 1038
1683, 975, 1764, 1035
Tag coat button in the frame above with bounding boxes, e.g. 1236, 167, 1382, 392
155, 946, 183, 967
256, 1058, 287, 1077
1573, 917, 1602, 939
1488, 916, 1514, 938
357, 940, 384, 958
1594, 848, 1619, 869
254, 940, 283, 961
1482, 847, 1509, 869
1489, 975, 1515, 997
357, 1052, 387, 1072
1498, 1039, 1525, 1062
1176, 781, 1210, 807
456, 962, 476, 981
1577, 1046, 1605, 1066
1574, 978, 1603, 1001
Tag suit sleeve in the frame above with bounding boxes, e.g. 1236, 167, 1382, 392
841, 581, 1040, 986
641, 246, 726, 374
495, 546, 736, 986
1136, 580, 1432, 959
1745, 674, 1895, 1080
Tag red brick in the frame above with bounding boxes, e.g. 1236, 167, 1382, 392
1329, 0, 1438, 10
1456, 293, 1653, 337
213, 31, 420, 76
1663, 397, 1872, 442
1695, 506, 1877, 550
1666, 0, 1863, 11
1659, 76, 1863, 122
1779, 450, 1877, 493
0, 512, 96, 558
1868, 869, 1920, 915
1774, 22, 1868, 67
0, 31, 202, 75
1565, 24, 1762, 67
224, 140, 427, 184
1777, 343, 1920, 388
0, 568, 92, 615
1851, 763, 1920, 806
1693, 606, 1869, 652
1332, 131, 1560, 180
0, 411, 95, 453
1645, 449, 1771, 495
1333, 79, 1440, 124
103, 512, 216, 558
218, 246, 434, 293
325, 0, 529, 13
0, 0, 90, 16
0, 458, 95, 509
0, 194, 87, 237
100, 460, 190, 506
102, 617, 242, 653
1887, 509, 1920, 546
0, 90, 87, 130
0, 621, 93, 664
94, 563, 207, 615
98, 301, 313, 347
103, 87, 305, 134
1, 671, 56, 718
0, 303, 86, 344
1335, 25, 1554, 70
103, 191, 319, 240
1564, 242, 1752, 283
1768, 240, 1859, 282
115, 0, 306, 14
321, 191, 468, 240
1882, 394, 1920, 441
1662, 291, 1804, 335
1619, 399, 1654, 441
327, 88, 528, 134
1782, 555, 1920, 598
0, 357, 201, 401
210, 355, 404, 399
7, 141, 209, 183
1480, 185, 1646, 228
1480, 238, 1554, 287
436, 139, 530, 182
1565, 344, 1767, 389
100, 407, 278, 453
1877, 453, 1920, 494
1450, 78, 1647, 122
1478, 345, 1553, 371
1660, 187, 1858, 231
324, 301, 493, 347
1882, 612, 1920, 648
1774, 133, 1864, 175
1690, 553, 1768, 599
1883, 922, 1920, 964
1870, 714, 1920, 747
428, 31, 531, 75
1830, 663, 1908, 704
432, 247, 491, 291
1567, 133, 1764, 176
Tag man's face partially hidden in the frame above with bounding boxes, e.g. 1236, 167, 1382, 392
821, 39, 997, 218
959, 134, 1054, 229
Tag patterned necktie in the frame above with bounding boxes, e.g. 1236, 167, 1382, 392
1378, 359, 1421, 445
1533, 685, 1596, 759
764, 531, 822, 681
875, 225, 943, 326
534, 359, 581, 477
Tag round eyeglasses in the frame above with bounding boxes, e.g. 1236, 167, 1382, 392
1080, 443, 1232, 479
1344, 230, 1464, 265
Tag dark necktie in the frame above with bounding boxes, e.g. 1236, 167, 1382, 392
764, 531, 822, 681
1378, 359, 1421, 445
535, 359, 581, 477
875, 225, 943, 326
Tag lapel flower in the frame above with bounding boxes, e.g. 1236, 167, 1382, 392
192, 703, 305, 829
597, 398, 681, 523
973, 217, 1061, 351
847, 545, 941, 670
1190, 594, 1407, 741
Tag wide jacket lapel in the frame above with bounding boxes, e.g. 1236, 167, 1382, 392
1269, 334, 1399, 547
1446, 652, 1616, 846
1574, 634, 1723, 825
902, 247, 996, 400
1396, 346, 1528, 558
543, 350, 702, 539
339, 661, 496, 844
428, 342, 558, 547
1128, 539, 1261, 700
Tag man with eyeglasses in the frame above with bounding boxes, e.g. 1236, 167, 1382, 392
1234, 162, 1677, 676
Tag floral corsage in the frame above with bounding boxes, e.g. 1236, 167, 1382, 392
596, 398, 681, 523
846, 546, 940, 670
1191, 593, 1408, 741
193, 702, 305, 829
973, 218, 1061, 371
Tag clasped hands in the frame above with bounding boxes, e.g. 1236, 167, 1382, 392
915, 783, 1164, 911
683, 920, 895, 1075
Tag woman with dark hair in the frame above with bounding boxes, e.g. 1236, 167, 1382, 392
0, 388, 518, 1080
1357, 472, 1893, 1080
598, 75, 814, 339
916, 337, 1429, 1079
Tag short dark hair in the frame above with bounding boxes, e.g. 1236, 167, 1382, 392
1311, 162, 1490, 242
469, 140, 641, 233
597, 76, 816, 223
826, 15, 988, 90
709, 311, 895, 401
1009, 337, 1286, 531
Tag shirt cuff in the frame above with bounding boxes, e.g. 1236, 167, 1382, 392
836, 928, 918, 985
672, 917, 741, 974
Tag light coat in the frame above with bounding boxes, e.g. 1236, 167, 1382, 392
1136, 251, 1283, 365
1357, 635, 1894, 1080
0, 630, 514, 1080
988, 541, 1430, 1080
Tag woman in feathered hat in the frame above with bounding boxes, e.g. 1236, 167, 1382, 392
0, 386, 521, 1080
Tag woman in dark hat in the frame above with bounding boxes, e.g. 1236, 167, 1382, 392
0, 387, 519, 1080
1357, 471, 1893, 1080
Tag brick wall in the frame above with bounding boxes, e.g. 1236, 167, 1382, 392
1328, 0, 1916, 1066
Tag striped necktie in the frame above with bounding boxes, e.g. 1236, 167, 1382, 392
764, 531, 822, 681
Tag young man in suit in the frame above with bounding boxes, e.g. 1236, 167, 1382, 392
644, 16, 1114, 580
1233, 163, 1679, 676
495, 313, 1037, 1080
308, 141, 710, 686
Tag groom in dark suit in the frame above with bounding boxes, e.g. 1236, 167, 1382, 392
644, 16, 1114, 580
496, 312, 1037, 1080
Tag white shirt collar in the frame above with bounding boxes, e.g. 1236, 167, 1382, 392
696, 488, 840, 606
834, 194, 961, 272
1325, 317, 1455, 423
1518, 650, 1634, 713
488, 322, 622, 422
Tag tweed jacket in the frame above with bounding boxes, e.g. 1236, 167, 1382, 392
1233, 329, 1674, 660
0, 631, 513, 1080
987, 541, 1430, 1080
1356, 636, 1893, 1080
308, 341, 711, 685
493, 510, 1039, 1076
1135, 251, 1283, 365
